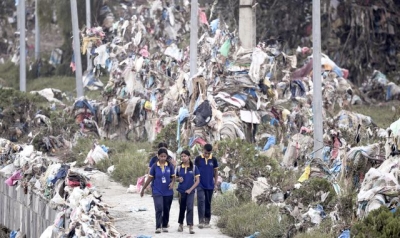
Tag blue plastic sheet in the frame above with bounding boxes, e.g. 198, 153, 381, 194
338, 229, 350, 238
210, 19, 220, 34
221, 182, 232, 193
263, 136, 276, 151
10, 231, 18, 238
245, 232, 260, 238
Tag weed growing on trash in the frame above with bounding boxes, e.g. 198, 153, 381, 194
294, 219, 334, 238
286, 178, 336, 208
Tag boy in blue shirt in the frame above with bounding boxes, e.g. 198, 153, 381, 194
176, 150, 200, 234
194, 144, 218, 228
141, 148, 176, 233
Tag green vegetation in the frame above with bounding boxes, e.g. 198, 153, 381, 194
72, 138, 152, 186
287, 178, 336, 208
216, 200, 290, 238
152, 122, 178, 152
212, 191, 240, 216
294, 219, 335, 238
351, 206, 400, 238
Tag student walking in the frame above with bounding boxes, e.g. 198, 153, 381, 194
140, 148, 176, 233
195, 144, 219, 228
176, 150, 200, 234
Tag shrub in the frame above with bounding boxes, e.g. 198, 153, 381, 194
294, 219, 335, 238
152, 121, 178, 152
212, 191, 240, 216
351, 206, 400, 238
286, 178, 336, 208
217, 202, 289, 238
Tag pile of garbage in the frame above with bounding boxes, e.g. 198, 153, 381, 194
0, 138, 119, 237
248, 0, 400, 85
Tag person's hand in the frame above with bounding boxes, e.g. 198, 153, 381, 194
178, 177, 184, 183
169, 182, 174, 190
140, 189, 145, 197
214, 185, 218, 191
185, 189, 192, 194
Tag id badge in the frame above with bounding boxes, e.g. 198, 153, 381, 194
162, 176, 166, 184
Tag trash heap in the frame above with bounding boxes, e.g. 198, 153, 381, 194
75, 0, 376, 150
360, 70, 400, 102
0, 138, 119, 237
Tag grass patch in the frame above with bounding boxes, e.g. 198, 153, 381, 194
346, 102, 399, 128
0, 62, 107, 100
212, 191, 241, 216
217, 202, 289, 238
72, 138, 152, 186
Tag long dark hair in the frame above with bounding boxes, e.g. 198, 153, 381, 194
180, 150, 193, 170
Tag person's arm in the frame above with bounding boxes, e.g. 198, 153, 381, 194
140, 176, 154, 197
213, 158, 219, 190
169, 168, 176, 190
147, 157, 155, 174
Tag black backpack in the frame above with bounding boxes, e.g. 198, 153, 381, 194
193, 100, 212, 127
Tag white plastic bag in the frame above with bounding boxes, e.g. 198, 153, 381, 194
85, 145, 109, 165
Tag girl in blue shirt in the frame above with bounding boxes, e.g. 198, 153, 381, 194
141, 148, 176, 233
176, 150, 200, 234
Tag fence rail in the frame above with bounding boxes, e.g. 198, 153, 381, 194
0, 175, 57, 238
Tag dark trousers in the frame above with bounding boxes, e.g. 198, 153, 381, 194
153, 195, 173, 229
197, 187, 214, 224
178, 192, 195, 225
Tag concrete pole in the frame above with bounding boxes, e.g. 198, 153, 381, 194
189, 0, 198, 78
35, 0, 40, 60
17, 0, 20, 30
19, 0, 26, 92
239, 0, 256, 49
85, 0, 92, 70
312, 0, 323, 159
71, 0, 84, 97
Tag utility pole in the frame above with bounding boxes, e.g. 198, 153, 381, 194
85, 0, 92, 70
71, 0, 84, 97
35, 0, 40, 60
189, 0, 198, 78
19, 0, 26, 92
239, 0, 256, 49
312, 0, 323, 159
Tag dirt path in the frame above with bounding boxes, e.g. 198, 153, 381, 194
88, 171, 229, 238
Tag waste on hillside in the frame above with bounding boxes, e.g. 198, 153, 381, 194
0, 139, 119, 237
1, 0, 400, 237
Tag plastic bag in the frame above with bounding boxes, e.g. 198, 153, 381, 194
85, 145, 109, 165
219, 40, 231, 57
39, 226, 54, 238
136, 175, 146, 192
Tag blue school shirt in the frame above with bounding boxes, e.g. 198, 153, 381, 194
149, 161, 175, 196
176, 164, 200, 194
195, 155, 218, 190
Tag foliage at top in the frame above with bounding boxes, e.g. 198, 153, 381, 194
351, 206, 400, 238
